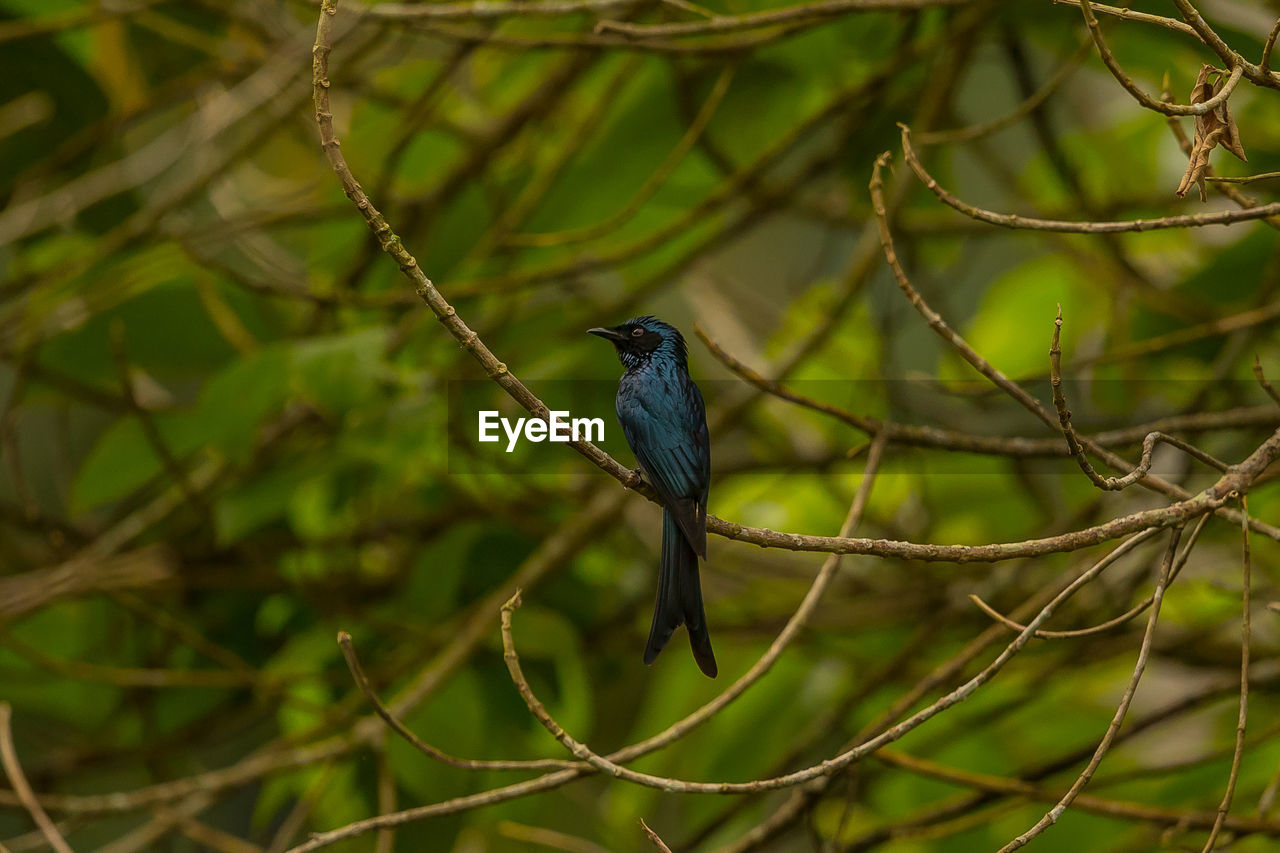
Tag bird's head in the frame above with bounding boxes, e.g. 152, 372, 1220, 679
588, 315, 688, 370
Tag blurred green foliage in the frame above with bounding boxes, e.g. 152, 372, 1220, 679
1, 0, 1279, 851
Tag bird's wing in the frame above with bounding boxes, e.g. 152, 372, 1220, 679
617, 374, 710, 556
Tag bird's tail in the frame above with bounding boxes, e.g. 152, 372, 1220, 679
644, 508, 717, 678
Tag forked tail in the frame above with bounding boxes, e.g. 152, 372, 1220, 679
643, 508, 717, 677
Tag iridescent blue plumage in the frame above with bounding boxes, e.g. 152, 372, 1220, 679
588, 316, 716, 677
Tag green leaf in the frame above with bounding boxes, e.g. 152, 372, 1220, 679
197, 344, 290, 460
71, 410, 207, 510
213, 461, 315, 546
288, 327, 388, 415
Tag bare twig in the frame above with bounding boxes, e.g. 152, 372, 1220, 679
109, 320, 208, 513
640, 819, 674, 853
508, 63, 736, 248
1207, 171, 1280, 184
1200, 494, 1252, 852
898, 123, 1280, 232
496, 821, 610, 853
1255, 357, 1280, 407
594, 0, 967, 39
374, 735, 395, 853
0, 703, 75, 853
1264, 16, 1280, 71
345, 0, 645, 20
877, 749, 1280, 835
1168, 0, 1280, 90
1051, 0, 1200, 39
872, 145, 1279, 545
1051, 308, 1228, 490
969, 514, 1209, 640
493, 520, 1209, 800
1076, 0, 1242, 117
337, 631, 578, 771
698, 324, 1275, 462
998, 527, 1184, 851
917, 38, 1090, 145
173, 816, 265, 853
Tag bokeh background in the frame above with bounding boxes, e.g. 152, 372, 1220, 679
2, 0, 1280, 850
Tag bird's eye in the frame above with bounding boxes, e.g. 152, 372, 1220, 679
631, 328, 644, 337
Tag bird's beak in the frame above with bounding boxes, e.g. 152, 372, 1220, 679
587, 327, 626, 342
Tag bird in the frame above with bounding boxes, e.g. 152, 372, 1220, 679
588, 316, 717, 678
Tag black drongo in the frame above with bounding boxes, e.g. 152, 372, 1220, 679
589, 316, 716, 678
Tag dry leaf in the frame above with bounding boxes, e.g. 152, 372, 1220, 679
1177, 65, 1247, 201
1216, 98, 1247, 163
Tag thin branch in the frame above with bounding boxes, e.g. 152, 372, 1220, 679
95, 793, 214, 853
898, 123, 1280, 232
1086, 302, 1280, 365
493, 521, 1202, 799
872, 145, 1277, 545
0, 622, 275, 689
713, 422, 1278, 563
374, 735, 395, 853
1255, 356, 1280, 407
109, 320, 208, 514
640, 820, 673, 853
1077, 0, 1242, 117
0, 703, 74, 853
868, 154, 1062, 438
265, 762, 337, 853
0, 739, 353, 816
1051, 308, 1229, 490
1200, 494, 1252, 852
1264, 16, 1280, 71
594, 0, 967, 39
1168, 0, 1280, 90
0, 1, 164, 46
876, 749, 1280, 835
507, 63, 736, 247
403, 16, 822, 53
346, 0, 646, 19
916, 38, 1090, 145
173, 816, 265, 853
1207, 171, 1280, 184
817, 662, 1280, 853
969, 513, 1209, 640
997, 527, 1185, 852
446, 45, 931, 298
315, 0, 616, 476
337, 631, 578, 771
1050, 0, 1201, 40
699, 325, 1278, 460
455, 531, 1276, 853
495, 821, 610, 853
